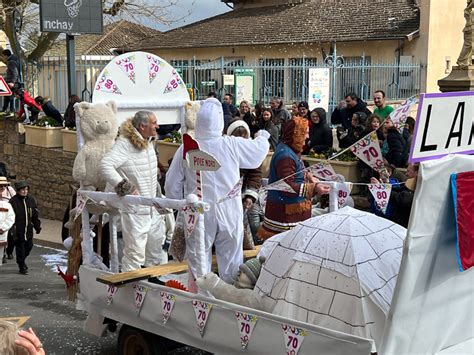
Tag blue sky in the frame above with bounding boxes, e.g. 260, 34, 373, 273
154, 0, 231, 31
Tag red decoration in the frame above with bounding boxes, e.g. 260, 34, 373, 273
165, 279, 188, 292
56, 265, 77, 288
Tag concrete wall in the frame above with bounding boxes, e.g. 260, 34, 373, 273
0, 120, 76, 220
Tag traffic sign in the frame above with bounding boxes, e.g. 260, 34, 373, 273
0, 76, 12, 96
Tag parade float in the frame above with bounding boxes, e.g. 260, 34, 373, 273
71, 52, 473, 354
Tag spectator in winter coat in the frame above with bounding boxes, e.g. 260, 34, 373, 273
297, 101, 310, 120
15, 88, 41, 123
401, 116, 416, 164
260, 108, 279, 151
306, 107, 333, 154
34, 96, 63, 126
291, 101, 299, 117
244, 101, 263, 138
2, 49, 20, 114
384, 118, 406, 167
270, 96, 290, 130
337, 111, 368, 149
223, 93, 239, 117
331, 92, 372, 130
64, 95, 81, 128
9, 181, 41, 275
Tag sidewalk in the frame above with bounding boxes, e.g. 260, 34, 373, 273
35, 219, 65, 249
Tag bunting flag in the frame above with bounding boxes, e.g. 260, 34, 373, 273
368, 183, 392, 214
350, 131, 384, 172
147, 54, 164, 83
133, 284, 148, 315
235, 312, 258, 351
160, 292, 177, 324
182, 205, 199, 237
95, 69, 122, 95
115, 55, 136, 84
307, 161, 339, 181
450, 171, 474, 272
217, 177, 243, 203
163, 70, 185, 94
152, 202, 173, 215
282, 324, 307, 355
263, 180, 295, 193
336, 182, 352, 208
389, 96, 418, 126
105, 285, 117, 306
74, 191, 89, 220
192, 300, 213, 337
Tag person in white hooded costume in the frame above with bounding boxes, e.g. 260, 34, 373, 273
100, 111, 167, 272
165, 98, 270, 284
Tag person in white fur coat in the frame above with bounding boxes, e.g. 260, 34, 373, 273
165, 98, 270, 284
100, 111, 167, 272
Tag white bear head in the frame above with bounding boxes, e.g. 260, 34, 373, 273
74, 101, 119, 142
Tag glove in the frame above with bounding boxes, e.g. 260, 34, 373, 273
115, 179, 137, 196
255, 130, 270, 140
35, 227, 42, 235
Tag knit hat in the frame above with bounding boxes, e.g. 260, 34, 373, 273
14, 180, 29, 190
297, 101, 309, 110
226, 119, 250, 137
239, 256, 266, 285
0, 176, 9, 186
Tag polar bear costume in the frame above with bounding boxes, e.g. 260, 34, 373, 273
165, 98, 270, 283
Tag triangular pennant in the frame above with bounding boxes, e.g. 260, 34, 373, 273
336, 182, 352, 208
160, 292, 177, 324
368, 183, 392, 214
147, 54, 164, 83
350, 131, 384, 172
217, 177, 243, 203
163, 69, 185, 94
105, 285, 118, 306
182, 206, 199, 236
389, 96, 417, 126
235, 312, 258, 351
95, 69, 122, 95
307, 161, 339, 181
192, 300, 212, 337
133, 284, 148, 315
263, 180, 295, 193
74, 191, 89, 220
152, 201, 173, 215
282, 324, 307, 355
115, 55, 136, 84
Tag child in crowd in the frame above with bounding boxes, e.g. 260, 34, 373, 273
9, 181, 41, 275
15, 88, 41, 124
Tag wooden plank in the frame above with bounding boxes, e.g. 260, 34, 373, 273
97, 245, 261, 287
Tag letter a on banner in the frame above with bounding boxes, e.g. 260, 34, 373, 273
350, 132, 384, 172
282, 324, 307, 355
192, 300, 213, 337
160, 292, 177, 324
368, 183, 392, 213
235, 312, 258, 351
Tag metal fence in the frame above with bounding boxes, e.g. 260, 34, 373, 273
24, 55, 425, 113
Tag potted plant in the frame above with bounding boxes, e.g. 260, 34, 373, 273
157, 131, 182, 166
24, 117, 63, 148
62, 127, 77, 153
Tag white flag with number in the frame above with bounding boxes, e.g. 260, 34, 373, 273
368, 183, 392, 214
350, 132, 384, 172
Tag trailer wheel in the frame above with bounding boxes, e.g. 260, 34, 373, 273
117, 325, 161, 355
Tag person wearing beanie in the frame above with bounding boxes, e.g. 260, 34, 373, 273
9, 181, 41, 274
237, 256, 265, 288
166, 98, 271, 285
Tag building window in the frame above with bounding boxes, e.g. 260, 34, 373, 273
259, 58, 284, 102
288, 57, 318, 102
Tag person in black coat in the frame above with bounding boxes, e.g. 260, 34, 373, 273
331, 93, 372, 130
64, 94, 81, 128
384, 118, 406, 168
35, 96, 63, 126
9, 181, 41, 275
306, 107, 333, 154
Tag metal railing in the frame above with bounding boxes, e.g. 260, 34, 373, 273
24, 55, 424, 113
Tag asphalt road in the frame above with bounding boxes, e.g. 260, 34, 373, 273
0, 244, 117, 354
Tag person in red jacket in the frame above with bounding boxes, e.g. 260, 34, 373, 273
15, 88, 41, 124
